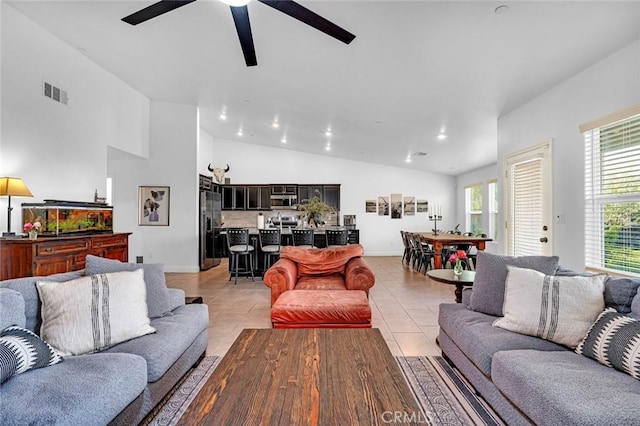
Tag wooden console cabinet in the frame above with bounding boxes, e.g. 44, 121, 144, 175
0, 233, 131, 280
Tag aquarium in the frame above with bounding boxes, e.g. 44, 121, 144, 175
22, 200, 113, 236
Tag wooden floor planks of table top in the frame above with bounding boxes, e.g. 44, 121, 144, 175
178, 328, 423, 425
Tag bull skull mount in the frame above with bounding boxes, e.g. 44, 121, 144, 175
208, 164, 230, 184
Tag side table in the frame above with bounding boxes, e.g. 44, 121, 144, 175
427, 269, 475, 303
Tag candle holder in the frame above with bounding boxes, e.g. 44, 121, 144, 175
428, 215, 442, 235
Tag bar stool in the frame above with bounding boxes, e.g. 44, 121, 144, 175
292, 229, 314, 248
326, 229, 348, 247
259, 229, 281, 270
226, 228, 255, 284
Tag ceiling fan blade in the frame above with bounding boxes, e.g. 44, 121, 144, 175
122, 0, 196, 25
258, 0, 355, 45
230, 6, 258, 67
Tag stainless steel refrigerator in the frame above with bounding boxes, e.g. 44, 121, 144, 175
200, 176, 221, 270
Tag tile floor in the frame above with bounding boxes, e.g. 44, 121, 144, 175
165, 256, 455, 357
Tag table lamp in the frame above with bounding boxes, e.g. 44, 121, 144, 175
0, 177, 33, 237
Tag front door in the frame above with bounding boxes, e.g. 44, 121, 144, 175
505, 141, 553, 256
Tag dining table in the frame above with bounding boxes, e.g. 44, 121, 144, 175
418, 233, 493, 269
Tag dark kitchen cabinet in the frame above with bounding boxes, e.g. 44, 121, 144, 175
222, 185, 246, 210
298, 185, 324, 202
247, 186, 271, 210
323, 185, 340, 211
298, 185, 341, 211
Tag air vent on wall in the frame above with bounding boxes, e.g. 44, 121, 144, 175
43, 81, 68, 105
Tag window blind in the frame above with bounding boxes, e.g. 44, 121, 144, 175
584, 110, 640, 275
509, 158, 543, 256
488, 180, 498, 240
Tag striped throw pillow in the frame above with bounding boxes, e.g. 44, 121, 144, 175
493, 266, 606, 348
36, 269, 155, 356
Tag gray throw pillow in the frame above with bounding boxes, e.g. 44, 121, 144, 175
604, 277, 640, 314
85, 255, 171, 318
469, 251, 560, 316
631, 288, 640, 320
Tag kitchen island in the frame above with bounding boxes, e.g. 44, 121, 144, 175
220, 227, 359, 275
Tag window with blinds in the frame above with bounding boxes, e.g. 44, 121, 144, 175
583, 107, 640, 275
465, 184, 483, 235
508, 158, 544, 256
488, 180, 499, 240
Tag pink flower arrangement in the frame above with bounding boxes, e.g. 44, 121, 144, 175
24, 221, 42, 233
449, 250, 467, 264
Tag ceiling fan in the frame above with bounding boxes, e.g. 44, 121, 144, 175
122, 0, 356, 67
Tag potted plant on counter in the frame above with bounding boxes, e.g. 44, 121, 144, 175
297, 191, 336, 227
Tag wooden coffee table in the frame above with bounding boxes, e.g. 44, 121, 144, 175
178, 328, 424, 425
427, 269, 476, 303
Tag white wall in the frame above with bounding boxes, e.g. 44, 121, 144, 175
497, 40, 640, 269
455, 163, 498, 234
203, 134, 457, 255
108, 101, 199, 272
0, 3, 149, 234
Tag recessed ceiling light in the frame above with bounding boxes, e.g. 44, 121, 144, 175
281, 136, 287, 143
405, 157, 412, 163
272, 120, 280, 129
437, 133, 447, 141
219, 113, 227, 120
237, 128, 244, 136
325, 128, 332, 137
325, 144, 331, 151
495, 5, 509, 14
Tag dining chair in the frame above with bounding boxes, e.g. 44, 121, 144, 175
259, 228, 281, 270
326, 229, 348, 247
291, 229, 315, 248
226, 228, 255, 284
401, 231, 411, 265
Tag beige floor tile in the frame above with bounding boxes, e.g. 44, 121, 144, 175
166, 256, 451, 358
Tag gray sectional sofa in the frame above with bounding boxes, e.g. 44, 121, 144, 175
0, 255, 209, 425
438, 252, 640, 425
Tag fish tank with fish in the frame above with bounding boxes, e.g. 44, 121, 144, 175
21, 200, 113, 237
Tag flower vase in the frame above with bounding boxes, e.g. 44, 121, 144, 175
28, 230, 38, 240
453, 260, 463, 277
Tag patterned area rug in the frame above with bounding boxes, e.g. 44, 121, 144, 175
145, 355, 503, 426
397, 356, 505, 426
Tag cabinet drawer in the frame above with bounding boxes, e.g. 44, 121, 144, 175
92, 236, 127, 249
36, 240, 89, 256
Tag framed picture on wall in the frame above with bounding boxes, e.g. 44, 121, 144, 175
365, 200, 377, 213
378, 196, 389, 216
139, 186, 170, 226
417, 199, 429, 213
391, 193, 402, 219
404, 196, 416, 215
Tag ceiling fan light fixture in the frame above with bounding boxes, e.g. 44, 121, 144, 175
220, 0, 252, 7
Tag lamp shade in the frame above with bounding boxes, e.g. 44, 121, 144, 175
0, 177, 33, 197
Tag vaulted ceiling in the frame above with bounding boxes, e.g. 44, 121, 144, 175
8, 1, 640, 175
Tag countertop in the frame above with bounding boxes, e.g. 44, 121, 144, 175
220, 227, 356, 235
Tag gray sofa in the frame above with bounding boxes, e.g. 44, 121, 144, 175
0, 256, 208, 426
438, 254, 640, 425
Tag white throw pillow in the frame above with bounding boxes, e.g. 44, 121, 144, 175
36, 269, 156, 356
493, 266, 606, 348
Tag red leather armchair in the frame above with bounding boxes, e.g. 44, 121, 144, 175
263, 244, 375, 306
